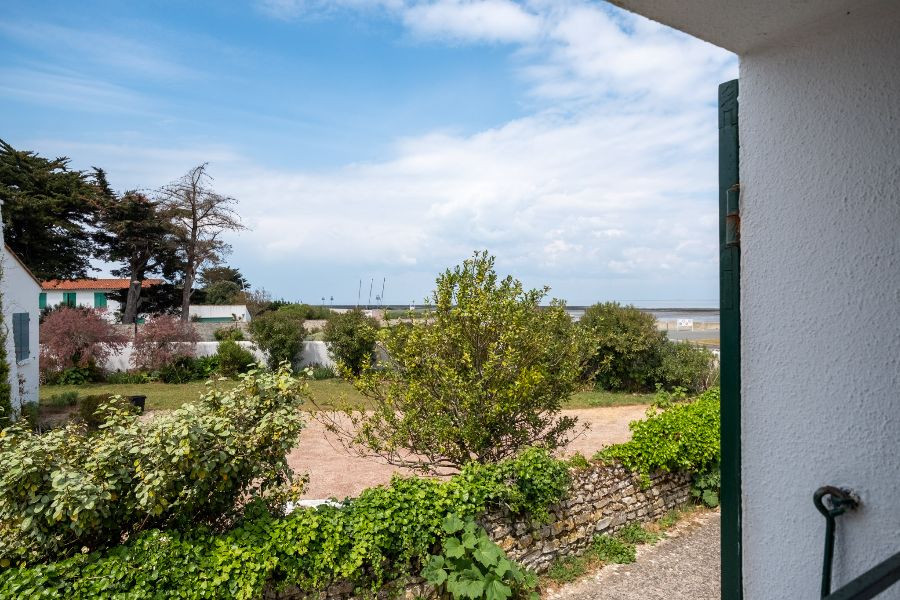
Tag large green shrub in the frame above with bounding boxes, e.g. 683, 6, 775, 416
579, 302, 666, 392
0, 366, 308, 564
322, 309, 380, 376
335, 252, 591, 472
654, 341, 717, 393
215, 339, 257, 378
249, 309, 307, 370
213, 326, 245, 342
600, 387, 720, 505
0, 448, 567, 598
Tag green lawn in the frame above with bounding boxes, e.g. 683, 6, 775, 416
40, 379, 369, 413
40, 379, 652, 413
566, 389, 654, 409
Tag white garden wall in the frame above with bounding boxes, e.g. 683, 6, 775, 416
103, 341, 335, 372
739, 4, 900, 597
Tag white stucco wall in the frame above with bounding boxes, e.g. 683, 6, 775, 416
1, 248, 40, 410
103, 340, 334, 372
739, 4, 900, 597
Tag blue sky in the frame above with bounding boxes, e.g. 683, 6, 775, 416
0, 0, 736, 306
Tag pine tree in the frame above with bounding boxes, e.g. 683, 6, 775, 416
0, 140, 105, 280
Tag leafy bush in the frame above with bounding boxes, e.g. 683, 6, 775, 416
39, 307, 126, 379
270, 303, 332, 320
77, 394, 136, 429
579, 302, 666, 392
215, 340, 257, 378
18, 402, 40, 428
654, 341, 717, 393
43, 364, 105, 385
203, 280, 242, 305
104, 370, 150, 384
423, 514, 538, 600
303, 363, 338, 380
213, 326, 245, 342
0, 448, 566, 597
249, 309, 307, 370
44, 391, 79, 409
591, 534, 637, 564
322, 309, 380, 376
600, 387, 720, 505
132, 315, 199, 371
0, 366, 308, 564
334, 252, 591, 472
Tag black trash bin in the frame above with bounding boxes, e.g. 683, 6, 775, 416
128, 395, 146, 413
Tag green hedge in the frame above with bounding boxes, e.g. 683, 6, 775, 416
599, 387, 720, 505
0, 448, 568, 599
0, 367, 307, 565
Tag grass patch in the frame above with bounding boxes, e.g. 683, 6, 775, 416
42, 379, 646, 414
544, 530, 638, 585
564, 389, 654, 409
40, 379, 371, 413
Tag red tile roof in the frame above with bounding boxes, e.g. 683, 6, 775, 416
41, 278, 164, 291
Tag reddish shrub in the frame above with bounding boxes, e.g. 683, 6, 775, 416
39, 307, 127, 375
132, 315, 199, 371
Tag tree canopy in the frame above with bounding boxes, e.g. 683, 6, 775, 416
157, 164, 245, 320
0, 140, 105, 280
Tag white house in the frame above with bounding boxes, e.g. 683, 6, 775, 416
611, 1, 900, 598
1, 245, 40, 412
188, 304, 252, 323
40, 278, 162, 320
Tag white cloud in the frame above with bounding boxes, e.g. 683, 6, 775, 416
402, 0, 541, 43
18, 0, 736, 303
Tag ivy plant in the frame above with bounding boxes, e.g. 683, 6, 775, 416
423, 514, 538, 600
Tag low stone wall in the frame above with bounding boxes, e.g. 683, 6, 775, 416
268, 463, 692, 599
482, 463, 692, 573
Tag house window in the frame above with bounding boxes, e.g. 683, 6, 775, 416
94, 292, 107, 309
63, 292, 77, 307
12, 312, 30, 362
39, 293, 47, 310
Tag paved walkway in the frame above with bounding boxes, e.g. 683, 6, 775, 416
548, 510, 720, 600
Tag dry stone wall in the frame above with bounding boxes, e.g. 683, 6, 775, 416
267, 462, 692, 599
482, 463, 691, 573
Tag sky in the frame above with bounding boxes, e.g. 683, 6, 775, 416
0, 0, 737, 306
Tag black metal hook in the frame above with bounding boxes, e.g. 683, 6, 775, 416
815, 486, 859, 598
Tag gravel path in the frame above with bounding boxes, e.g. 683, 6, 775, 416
289, 405, 649, 499
547, 510, 721, 600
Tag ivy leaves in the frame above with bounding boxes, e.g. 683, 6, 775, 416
600, 387, 720, 506
424, 514, 538, 600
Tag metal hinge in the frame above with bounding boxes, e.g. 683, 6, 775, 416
725, 183, 740, 248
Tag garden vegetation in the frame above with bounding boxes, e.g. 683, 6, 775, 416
325, 251, 591, 473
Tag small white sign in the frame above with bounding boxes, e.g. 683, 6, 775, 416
677, 318, 694, 329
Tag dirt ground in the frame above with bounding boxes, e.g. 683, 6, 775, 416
288, 405, 649, 500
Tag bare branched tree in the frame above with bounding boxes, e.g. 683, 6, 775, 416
157, 164, 245, 320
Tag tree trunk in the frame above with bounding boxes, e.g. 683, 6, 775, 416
123, 276, 143, 325
181, 268, 193, 321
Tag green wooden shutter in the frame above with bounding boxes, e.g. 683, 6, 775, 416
94, 292, 107, 309
719, 79, 742, 600
12, 312, 30, 361
39, 293, 47, 310
63, 292, 76, 307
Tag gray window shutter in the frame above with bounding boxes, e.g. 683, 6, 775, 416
13, 313, 30, 361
